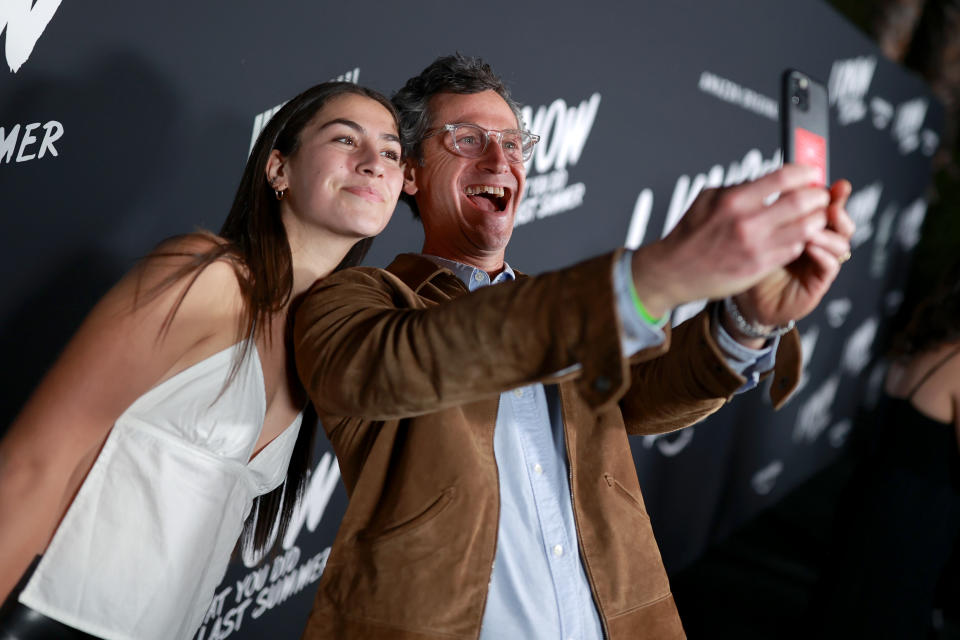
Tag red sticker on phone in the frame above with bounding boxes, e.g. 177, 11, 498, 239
794, 127, 826, 187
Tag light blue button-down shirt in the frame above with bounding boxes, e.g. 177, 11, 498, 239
425, 252, 775, 640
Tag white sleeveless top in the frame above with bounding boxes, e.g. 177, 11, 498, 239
19, 341, 304, 640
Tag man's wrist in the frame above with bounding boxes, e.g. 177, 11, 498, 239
629, 244, 681, 319
711, 301, 778, 391
627, 275, 668, 327
721, 296, 794, 347
614, 250, 668, 356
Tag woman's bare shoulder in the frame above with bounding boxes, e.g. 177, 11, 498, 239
152, 230, 227, 253
886, 341, 960, 422
0, 234, 249, 475
134, 232, 247, 318
936, 340, 960, 390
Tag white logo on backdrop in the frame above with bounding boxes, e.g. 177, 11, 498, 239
794, 374, 840, 443
241, 452, 342, 568
641, 429, 694, 457
195, 452, 342, 640
751, 460, 783, 495
793, 325, 820, 397
697, 71, 778, 121
891, 97, 928, 154
1, 0, 62, 73
247, 67, 361, 154
825, 298, 852, 328
884, 289, 904, 315
921, 129, 940, 156
828, 56, 876, 125
896, 197, 927, 250
0, 119, 63, 164
870, 97, 894, 129
842, 317, 878, 376
195, 547, 330, 640
830, 56, 937, 156
846, 182, 883, 249
1, 1, 66, 163
870, 203, 898, 278
514, 92, 601, 226
828, 419, 852, 448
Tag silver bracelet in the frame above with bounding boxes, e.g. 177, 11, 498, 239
722, 296, 795, 339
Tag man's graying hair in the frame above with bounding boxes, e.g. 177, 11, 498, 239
391, 53, 525, 219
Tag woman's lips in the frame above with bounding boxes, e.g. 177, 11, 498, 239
344, 185, 383, 203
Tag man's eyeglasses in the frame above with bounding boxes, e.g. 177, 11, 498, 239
421, 123, 540, 164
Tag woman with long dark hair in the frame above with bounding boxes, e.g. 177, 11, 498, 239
821, 259, 960, 636
0, 81, 404, 639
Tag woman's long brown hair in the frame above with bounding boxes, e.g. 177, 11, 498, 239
143, 81, 399, 555
890, 257, 960, 358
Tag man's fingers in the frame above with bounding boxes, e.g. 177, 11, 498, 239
826, 181, 855, 240
828, 203, 855, 238
829, 179, 853, 207
728, 164, 823, 209
806, 228, 851, 259
761, 186, 830, 227
802, 243, 842, 281
764, 210, 826, 257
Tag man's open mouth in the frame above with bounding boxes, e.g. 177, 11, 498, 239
465, 184, 510, 212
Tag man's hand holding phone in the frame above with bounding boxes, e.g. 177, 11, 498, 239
630, 164, 836, 319
629, 69, 854, 347
729, 176, 853, 344
721, 69, 854, 345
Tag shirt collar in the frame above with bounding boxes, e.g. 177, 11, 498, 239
422, 255, 516, 291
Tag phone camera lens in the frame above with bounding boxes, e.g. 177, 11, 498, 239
791, 76, 810, 112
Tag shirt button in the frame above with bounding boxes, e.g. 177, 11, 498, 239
553, 544, 563, 557
513, 388, 524, 398
533, 463, 543, 475
473, 271, 484, 282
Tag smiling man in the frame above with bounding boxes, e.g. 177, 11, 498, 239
294, 54, 854, 640
405, 89, 526, 274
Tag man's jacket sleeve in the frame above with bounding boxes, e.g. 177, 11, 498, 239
294, 252, 633, 423
293, 250, 803, 432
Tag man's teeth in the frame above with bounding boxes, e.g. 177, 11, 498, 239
464, 185, 505, 197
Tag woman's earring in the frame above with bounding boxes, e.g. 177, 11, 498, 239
269, 177, 286, 200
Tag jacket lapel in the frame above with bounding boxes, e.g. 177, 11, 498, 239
386, 253, 529, 303
386, 253, 467, 303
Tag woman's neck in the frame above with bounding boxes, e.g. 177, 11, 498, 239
283, 216, 358, 299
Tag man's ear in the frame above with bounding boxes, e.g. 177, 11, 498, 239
402, 160, 418, 196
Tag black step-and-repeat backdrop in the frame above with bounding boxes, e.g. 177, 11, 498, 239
1, 1, 942, 638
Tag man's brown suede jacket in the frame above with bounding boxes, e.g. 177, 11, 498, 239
294, 250, 801, 640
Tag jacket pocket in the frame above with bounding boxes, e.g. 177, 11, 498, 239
603, 473, 649, 518
358, 487, 456, 545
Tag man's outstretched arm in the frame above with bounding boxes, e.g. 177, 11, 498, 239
294, 252, 639, 423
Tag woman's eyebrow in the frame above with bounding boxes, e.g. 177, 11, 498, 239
320, 118, 399, 143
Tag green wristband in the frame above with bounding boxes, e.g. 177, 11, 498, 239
628, 278, 665, 326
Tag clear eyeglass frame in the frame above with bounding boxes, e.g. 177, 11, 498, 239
421, 123, 540, 163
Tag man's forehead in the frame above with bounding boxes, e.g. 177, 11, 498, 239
428, 90, 519, 129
